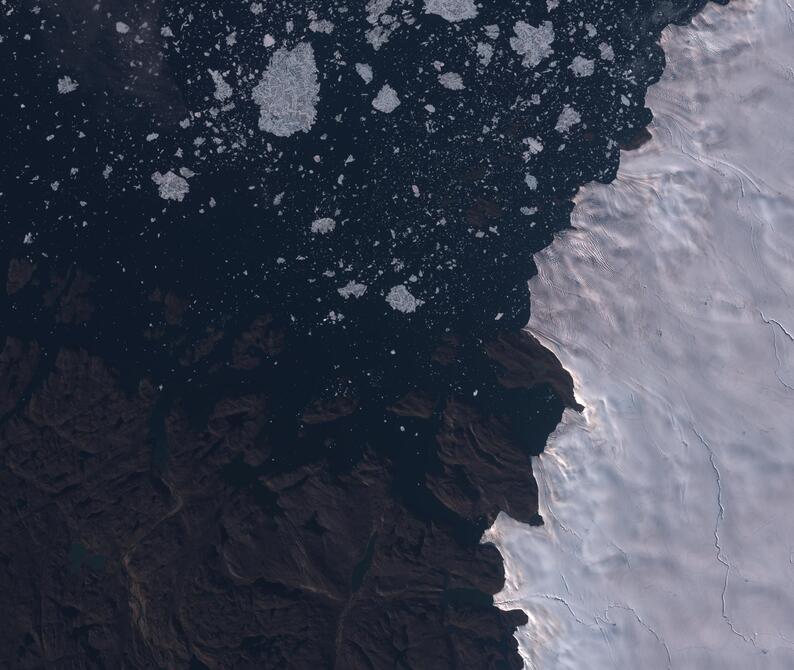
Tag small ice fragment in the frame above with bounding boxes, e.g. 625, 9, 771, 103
438, 72, 464, 90
355, 63, 374, 84
555, 105, 581, 133
338, 281, 367, 299
386, 285, 423, 313
208, 69, 232, 101
372, 84, 400, 113
151, 170, 189, 201
310, 217, 336, 234
309, 19, 334, 34
115, 21, 130, 34
510, 20, 555, 68
57, 76, 79, 94
569, 55, 595, 77
484, 24, 500, 39
599, 42, 615, 61
424, 0, 478, 22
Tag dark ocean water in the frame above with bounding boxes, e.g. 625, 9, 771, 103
0, 1, 721, 667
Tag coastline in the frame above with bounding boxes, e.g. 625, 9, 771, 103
487, 0, 794, 666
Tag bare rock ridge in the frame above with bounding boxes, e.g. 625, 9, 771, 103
0, 261, 579, 669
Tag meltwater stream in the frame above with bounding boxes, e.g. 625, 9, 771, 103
487, 1, 794, 667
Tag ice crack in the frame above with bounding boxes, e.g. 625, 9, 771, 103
691, 425, 756, 646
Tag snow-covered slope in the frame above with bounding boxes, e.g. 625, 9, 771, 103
485, 0, 794, 667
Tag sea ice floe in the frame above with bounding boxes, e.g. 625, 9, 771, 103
338, 281, 368, 299
151, 170, 189, 202
57, 76, 79, 94
208, 69, 232, 101
554, 104, 581, 133
510, 20, 555, 68
424, 0, 478, 22
372, 84, 400, 113
310, 217, 336, 234
386, 284, 423, 313
252, 43, 320, 137
438, 72, 465, 90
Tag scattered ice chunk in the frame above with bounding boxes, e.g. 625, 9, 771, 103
438, 72, 464, 90
57, 76, 79, 94
372, 84, 400, 113
524, 174, 538, 190
569, 55, 595, 77
250, 2, 264, 14
365, 0, 401, 50
355, 63, 374, 84
252, 43, 320, 137
263, 34, 276, 47
547, 0, 559, 10
115, 21, 130, 34
510, 20, 555, 68
309, 19, 334, 34
310, 217, 336, 234
424, 0, 478, 22
102, 165, 113, 179
599, 42, 615, 61
386, 285, 423, 313
208, 69, 232, 101
476, 42, 494, 67
555, 104, 581, 133
161, 26, 174, 37
338, 281, 367, 299
146, 133, 159, 141
151, 170, 189, 202
523, 136, 544, 155
484, 24, 500, 39
178, 166, 195, 178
